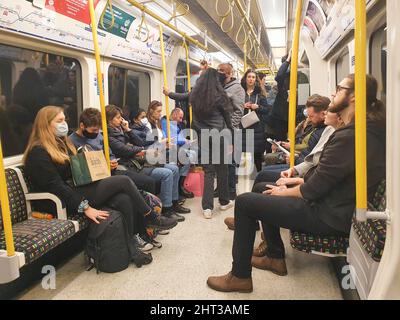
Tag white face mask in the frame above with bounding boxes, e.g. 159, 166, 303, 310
55, 122, 69, 137
303, 109, 308, 118
141, 117, 149, 126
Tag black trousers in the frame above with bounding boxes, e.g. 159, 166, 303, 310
231, 183, 347, 278
254, 152, 264, 172
254, 169, 282, 186
114, 169, 158, 195
77, 175, 151, 237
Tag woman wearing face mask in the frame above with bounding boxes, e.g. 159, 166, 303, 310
240, 70, 271, 172
130, 108, 154, 147
106, 105, 190, 222
24, 106, 153, 267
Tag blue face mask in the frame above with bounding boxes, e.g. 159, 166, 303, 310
55, 122, 69, 137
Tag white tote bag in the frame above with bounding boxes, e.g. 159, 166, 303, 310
241, 95, 260, 129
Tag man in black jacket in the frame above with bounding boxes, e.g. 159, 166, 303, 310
207, 74, 386, 293
266, 53, 291, 141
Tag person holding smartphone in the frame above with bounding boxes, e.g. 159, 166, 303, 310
107, 104, 190, 223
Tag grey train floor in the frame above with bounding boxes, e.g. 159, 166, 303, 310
18, 177, 343, 300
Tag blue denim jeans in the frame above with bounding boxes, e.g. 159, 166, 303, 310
150, 164, 180, 207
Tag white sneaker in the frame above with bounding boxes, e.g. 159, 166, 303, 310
219, 201, 234, 211
134, 234, 154, 252
203, 209, 213, 219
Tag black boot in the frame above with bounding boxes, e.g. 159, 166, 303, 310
162, 206, 185, 222
179, 176, 194, 198
172, 200, 191, 214
145, 213, 178, 231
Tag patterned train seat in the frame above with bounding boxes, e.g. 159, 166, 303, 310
290, 181, 387, 257
352, 181, 386, 262
290, 231, 349, 256
17, 166, 89, 231
0, 169, 76, 264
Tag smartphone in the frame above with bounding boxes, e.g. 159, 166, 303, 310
267, 138, 290, 156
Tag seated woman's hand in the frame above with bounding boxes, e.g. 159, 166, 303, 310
84, 207, 109, 224
281, 168, 295, 178
276, 177, 304, 187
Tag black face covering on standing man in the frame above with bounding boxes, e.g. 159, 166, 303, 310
218, 72, 227, 85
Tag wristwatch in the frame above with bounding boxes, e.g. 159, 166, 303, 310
78, 199, 90, 213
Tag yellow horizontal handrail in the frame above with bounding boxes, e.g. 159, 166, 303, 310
0, 139, 15, 257
126, 0, 207, 51
88, 0, 111, 170
355, 0, 368, 220
288, 0, 303, 168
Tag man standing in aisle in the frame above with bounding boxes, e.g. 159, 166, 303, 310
217, 63, 245, 200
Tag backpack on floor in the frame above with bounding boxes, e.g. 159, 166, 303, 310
86, 209, 131, 274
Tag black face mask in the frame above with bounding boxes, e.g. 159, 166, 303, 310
218, 72, 227, 85
83, 129, 99, 140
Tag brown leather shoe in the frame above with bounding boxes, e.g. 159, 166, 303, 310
224, 217, 235, 230
253, 240, 267, 257
251, 256, 288, 276
207, 272, 253, 293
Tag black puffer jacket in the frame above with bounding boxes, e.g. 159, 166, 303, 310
267, 61, 290, 139
108, 126, 143, 158
241, 90, 270, 153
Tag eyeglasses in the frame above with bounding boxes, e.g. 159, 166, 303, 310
336, 85, 354, 93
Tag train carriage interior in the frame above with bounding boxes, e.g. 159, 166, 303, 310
0, 0, 399, 301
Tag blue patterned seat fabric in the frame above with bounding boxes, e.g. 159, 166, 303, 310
0, 168, 76, 264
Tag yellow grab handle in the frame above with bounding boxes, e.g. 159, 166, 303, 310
88, 0, 111, 170
288, 0, 303, 168
355, 0, 368, 216
0, 139, 15, 257
159, 25, 171, 144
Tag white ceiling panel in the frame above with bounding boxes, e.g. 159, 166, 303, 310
258, 0, 287, 28
267, 28, 286, 47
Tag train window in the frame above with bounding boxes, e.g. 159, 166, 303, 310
335, 48, 350, 85
370, 26, 387, 104
108, 66, 151, 121
0, 44, 82, 157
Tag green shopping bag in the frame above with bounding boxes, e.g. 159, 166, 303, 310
70, 148, 110, 187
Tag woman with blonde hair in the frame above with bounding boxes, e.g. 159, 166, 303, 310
24, 106, 152, 267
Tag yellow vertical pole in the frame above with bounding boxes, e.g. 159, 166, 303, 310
159, 25, 171, 144
288, 0, 303, 167
0, 140, 15, 257
88, 0, 111, 170
355, 0, 368, 219
183, 40, 193, 140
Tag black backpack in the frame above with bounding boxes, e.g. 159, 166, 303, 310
86, 209, 131, 273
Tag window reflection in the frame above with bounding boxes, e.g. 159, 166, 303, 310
108, 66, 150, 122
0, 44, 82, 157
